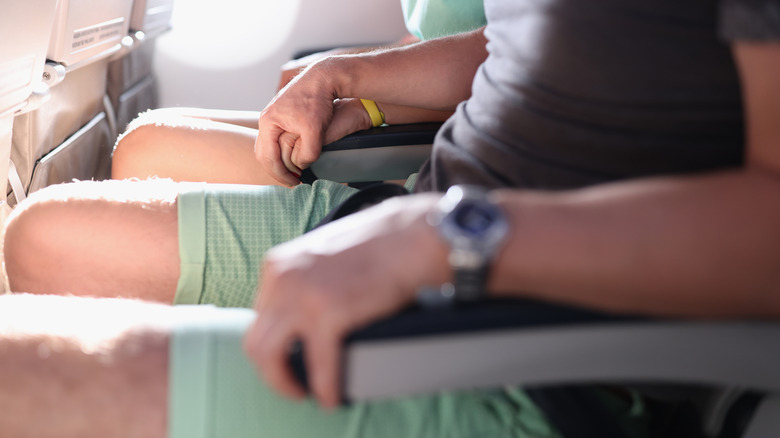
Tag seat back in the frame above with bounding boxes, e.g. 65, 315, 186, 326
7, 0, 136, 206
0, 0, 58, 116
1, 0, 59, 293
130, 0, 175, 37
9, 60, 114, 205
108, 0, 175, 134
47, 0, 134, 67
1, 0, 59, 206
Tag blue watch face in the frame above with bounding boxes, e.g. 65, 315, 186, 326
453, 201, 498, 236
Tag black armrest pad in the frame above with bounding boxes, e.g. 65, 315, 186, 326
288, 298, 646, 394
345, 298, 644, 341
322, 122, 442, 152
306, 122, 443, 183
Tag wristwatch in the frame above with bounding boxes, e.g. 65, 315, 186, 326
427, 185, 509, 302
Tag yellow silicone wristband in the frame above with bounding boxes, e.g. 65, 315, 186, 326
360, 99, 386, 127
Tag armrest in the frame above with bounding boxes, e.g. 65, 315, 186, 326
288, 299, 780, 403
308, 122, 441, 183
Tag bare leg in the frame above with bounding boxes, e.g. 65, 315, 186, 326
4, 179, 180, 302
112, 108, 281, 185
0, 294, 169, 438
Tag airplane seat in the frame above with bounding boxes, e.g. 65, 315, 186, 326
6, 0, 135, 207
1, 0, 60, 212
290, 298, 780, 437
1, 0, 60, 293
107, 34, 159, 134
0, 116, 13, 224
107, 0, 174, 134
130, 0, 175, 38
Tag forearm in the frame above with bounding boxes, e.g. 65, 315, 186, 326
489, 168, 780, 318
376, 102, 453, 125
0, 295, 169, 438
277, 35, 421, 91
322, 28, 488, 110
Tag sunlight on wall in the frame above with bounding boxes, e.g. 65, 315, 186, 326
158, 0, 301, 71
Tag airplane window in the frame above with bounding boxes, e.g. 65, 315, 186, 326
157, 0, 301, 71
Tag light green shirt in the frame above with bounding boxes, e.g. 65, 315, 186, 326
401, 0, 486, 40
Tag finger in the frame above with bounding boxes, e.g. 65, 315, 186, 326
291, 124, 325, 171
305, 314, 343, 409
279, 131, 303, 177
256, 124, 300, 186
243, 313, 307, 400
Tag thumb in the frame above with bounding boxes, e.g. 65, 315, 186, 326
291, 131, 324, 170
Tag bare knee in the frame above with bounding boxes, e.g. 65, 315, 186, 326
4, 189, 70, 294
113, 109, 178, 179
111, 109, 215, 180
4, 183, 113, 293
3, 180, 180, 298
112, 122, 159, 179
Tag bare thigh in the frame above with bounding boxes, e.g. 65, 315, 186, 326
112, 109, 280, 185
4, 179, 181, 303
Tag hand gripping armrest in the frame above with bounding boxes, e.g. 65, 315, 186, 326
308, 122, 441, 183
288, 299, 780, 403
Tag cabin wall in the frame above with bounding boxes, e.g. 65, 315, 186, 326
153, 0, 408, 111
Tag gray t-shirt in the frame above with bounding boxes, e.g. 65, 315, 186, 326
416, 0, 780, 192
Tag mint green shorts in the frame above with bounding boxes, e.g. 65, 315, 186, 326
168, 305, 565, 438
174, 178, 418, 308
173, 180, 358, 308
